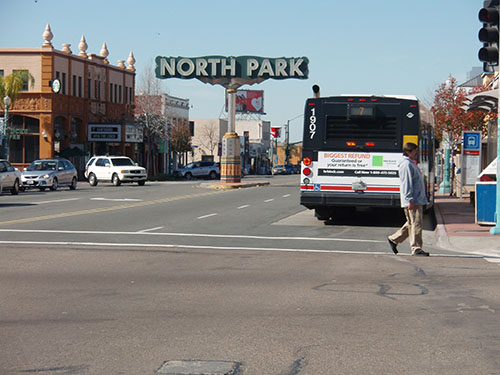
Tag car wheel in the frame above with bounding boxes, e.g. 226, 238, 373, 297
11, 179, 20, 195
185, 172, 193, 180
69, 177, 77, 190
138, 180, 145, 186
50, 178, 58, 191
112, 173, 121, 186
209, 171, 217, 180
88, 173, 98, 186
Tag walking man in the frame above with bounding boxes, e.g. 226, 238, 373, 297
388, 142, 429, 256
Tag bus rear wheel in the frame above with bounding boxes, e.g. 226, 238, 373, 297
314, 208, 333, 221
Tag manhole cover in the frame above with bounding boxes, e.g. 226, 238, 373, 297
157, 360, 241, 375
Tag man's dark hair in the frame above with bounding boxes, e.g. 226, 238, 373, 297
403, 142, 418, 156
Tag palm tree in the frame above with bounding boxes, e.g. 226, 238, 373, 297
1, 71, 35, 159
0, 70, 35, 109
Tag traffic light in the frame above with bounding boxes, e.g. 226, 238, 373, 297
478, 0, 500, 72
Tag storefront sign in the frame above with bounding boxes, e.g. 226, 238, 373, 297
88, 124, 121, 142
462, 130, 482, 185
155, 56, 309, 81
125, 124, 143, 143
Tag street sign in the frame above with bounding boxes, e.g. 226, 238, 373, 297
462, 131, 482, 185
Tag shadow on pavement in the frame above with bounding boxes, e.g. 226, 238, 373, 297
324, 206, 437, 231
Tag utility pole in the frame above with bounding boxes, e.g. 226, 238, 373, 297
478, 0, 500, 233
285, 120, 290, 165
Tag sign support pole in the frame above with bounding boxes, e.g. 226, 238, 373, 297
490, 74, 500, 234
489, 22, 500, 235
220, 87, 241, 183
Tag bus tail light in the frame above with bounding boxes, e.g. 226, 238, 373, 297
346, 141, 356, 147
365, 142, 375, 147
303, 157, 312, 166
303, 167, 312, 176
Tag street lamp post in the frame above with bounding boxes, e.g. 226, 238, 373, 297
284, 114, 303, 166
2, 96, 11, 160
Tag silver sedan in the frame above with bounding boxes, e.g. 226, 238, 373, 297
21, 158, 78, 191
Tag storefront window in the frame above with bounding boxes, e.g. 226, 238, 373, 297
10, 139, 23, 163
71, 118, 82, 143
7, 115, 40, 163
25, 136, 39, 163
26, 116, 39, 133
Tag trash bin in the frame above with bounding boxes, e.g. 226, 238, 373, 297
475, 181, 496, 225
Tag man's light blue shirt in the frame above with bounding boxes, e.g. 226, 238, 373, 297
398, 155, 428, 208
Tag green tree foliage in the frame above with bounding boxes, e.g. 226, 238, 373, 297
0, 70, 35, 109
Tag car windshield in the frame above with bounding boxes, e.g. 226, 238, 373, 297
111, 158, 134, 166
184, 163, 195, 169
27, 161, 57, 171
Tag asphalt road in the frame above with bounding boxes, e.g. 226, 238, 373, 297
1, 175, 500, 375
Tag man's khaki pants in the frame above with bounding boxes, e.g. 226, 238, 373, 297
389, 205, 424, 253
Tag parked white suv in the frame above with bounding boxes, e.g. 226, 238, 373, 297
85, 156, 147, 186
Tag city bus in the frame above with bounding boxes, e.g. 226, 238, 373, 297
300, 88, 435, 220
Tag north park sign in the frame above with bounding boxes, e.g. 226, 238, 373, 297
155, 55, 309, 82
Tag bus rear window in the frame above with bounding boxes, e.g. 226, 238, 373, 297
326, 116, 398, 143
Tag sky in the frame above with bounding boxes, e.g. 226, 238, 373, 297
3, 0, 484, 142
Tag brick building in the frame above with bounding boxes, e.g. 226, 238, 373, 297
0, 24, 137, 177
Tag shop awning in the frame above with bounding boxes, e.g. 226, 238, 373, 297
461, 90, 498, 113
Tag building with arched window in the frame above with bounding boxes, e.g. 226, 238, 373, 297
0, 25, 137, 178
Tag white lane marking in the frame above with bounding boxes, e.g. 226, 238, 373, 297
32, 198, 80, 205
197, 213, 218, 219
0, 228, 380, 243
283, 194, 291, 198
91, 198, 143, 202
0, 240, 491, 258
0, 240, 393, 254
264, 199, 274, 202
237, 205, 250, 209
137, 226, 164, 233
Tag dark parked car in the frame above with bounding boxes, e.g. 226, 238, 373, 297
21, 158, 78, 191
285, 164, 296, 174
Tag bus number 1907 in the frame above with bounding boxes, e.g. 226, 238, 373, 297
309, 108, 316, 139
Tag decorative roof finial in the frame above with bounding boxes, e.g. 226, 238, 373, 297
43, 24, 53, 47
100, 42, 109, 63
117, 60, 125, 69
78, 35, 88, 57
127, 51, 136, 71
62, 43, 72, 54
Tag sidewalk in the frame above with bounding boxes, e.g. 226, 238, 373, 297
433, 193, 500, 257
